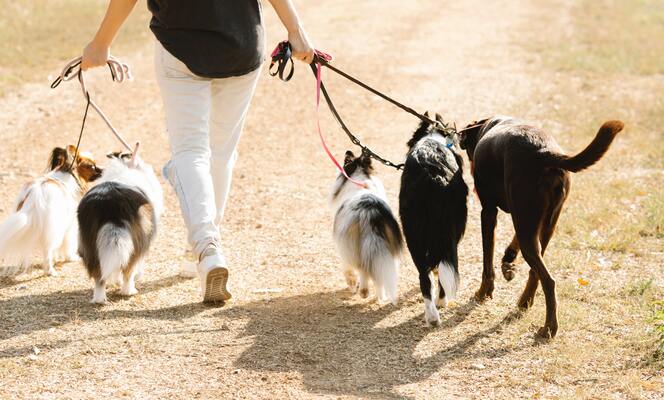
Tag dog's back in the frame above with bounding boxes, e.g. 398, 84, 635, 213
78, 181, 156, 282
400, 135, 468, 276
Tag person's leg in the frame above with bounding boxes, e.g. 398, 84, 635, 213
154, 42, 228, 300
209, 67, 261, 225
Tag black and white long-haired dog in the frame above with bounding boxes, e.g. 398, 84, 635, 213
78, 143, 163, 304
399, 113, 468, 326
0, 145, 102, 276
330, 151, 403, 304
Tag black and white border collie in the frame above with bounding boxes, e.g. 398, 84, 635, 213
78, 144, 163, 304
330, 151, 403, 304
399, 114, 468, 326
0, 145, 102, 276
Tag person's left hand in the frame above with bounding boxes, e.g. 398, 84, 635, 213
288, 27, 315, 64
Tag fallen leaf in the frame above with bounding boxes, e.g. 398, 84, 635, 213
578, 278, 590, 286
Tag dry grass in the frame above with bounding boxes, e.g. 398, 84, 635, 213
0, 0, 662, 399
0, 0, 149, 95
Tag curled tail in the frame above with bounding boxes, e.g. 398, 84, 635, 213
543, 120, 624, 172
97, 223, 133, 282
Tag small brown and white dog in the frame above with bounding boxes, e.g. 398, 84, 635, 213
330, 151, 403, 304
0, 145, 102, 276
78, 143, 163, 304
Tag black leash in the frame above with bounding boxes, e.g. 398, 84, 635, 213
269, 41, 457, 170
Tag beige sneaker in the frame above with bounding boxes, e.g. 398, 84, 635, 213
198, 247, 231, 303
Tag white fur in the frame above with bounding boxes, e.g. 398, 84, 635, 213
99, 156, 164, 217
330, 168, 400, 305
88, 155, 162, 304
0, 171, 81, 276
424, 297, 441, 327
97, 223, 134, 282
438, 260, 459, 301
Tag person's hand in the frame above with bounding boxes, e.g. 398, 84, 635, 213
81, 40, 110, 71
288, 27, 315, 64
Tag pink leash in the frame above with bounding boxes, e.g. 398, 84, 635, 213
313, 50, 367, 188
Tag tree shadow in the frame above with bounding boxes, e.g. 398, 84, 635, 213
219, 289, 518, 399
0, 275, 204, 342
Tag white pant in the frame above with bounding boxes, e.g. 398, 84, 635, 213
155, 41, 261, 258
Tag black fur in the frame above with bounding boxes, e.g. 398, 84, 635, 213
78, 181, 156, 281
350, 195, 403, 252
399, 120, 468, 306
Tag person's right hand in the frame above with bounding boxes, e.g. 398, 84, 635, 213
81, 40, 110, 70
288, 27, 315, 64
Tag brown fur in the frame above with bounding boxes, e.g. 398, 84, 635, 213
459, 117, 624, 338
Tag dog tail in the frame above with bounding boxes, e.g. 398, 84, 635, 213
97, 223, 133, 282
543, 120, 624, 172
438, 244, 460, 301
0, 212, 31, 276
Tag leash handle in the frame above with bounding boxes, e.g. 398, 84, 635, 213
51, 56, 134, 153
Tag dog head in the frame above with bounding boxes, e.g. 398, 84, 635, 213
458, 118, 490, 161
48, 145, 103, 184
407, 112, 456, 149
343, 150, 373, 178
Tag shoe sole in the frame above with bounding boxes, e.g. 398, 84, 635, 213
203, 267, 231, 303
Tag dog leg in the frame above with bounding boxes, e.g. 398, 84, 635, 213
520, 239, 558, 338
344, 267, 359, 294
358, 272, 370, 299
42, 248, 57, 276
501, 235, 519, 281
91, 279, 107, 304
420, 272, 440, 326
436, 277, 448, 308
120, 260, 140, 296
517, 269, 539, 309
475, 207, 497, 301
60, 224, 80, 262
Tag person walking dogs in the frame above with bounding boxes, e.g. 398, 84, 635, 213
81, 0, 314, 303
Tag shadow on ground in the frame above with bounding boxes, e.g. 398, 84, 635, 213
219, 289, 520, 399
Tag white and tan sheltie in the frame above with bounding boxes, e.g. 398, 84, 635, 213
330, 151, 403, 305
77, 144, 163, 304
0, 146, 102, 276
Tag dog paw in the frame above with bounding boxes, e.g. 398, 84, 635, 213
536, 324, 558, 339
120, 288, 138, 297
501, 262, 517, 281
517, 295, 535, 310
359, 288, 369, 298
45, 268, 58, 277
90, 297, 107, 305
424, 299, 441, 327
474, 289, 493, 302
435, 296, 448, 308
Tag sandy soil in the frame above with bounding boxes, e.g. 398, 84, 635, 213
0, 1, 662, 399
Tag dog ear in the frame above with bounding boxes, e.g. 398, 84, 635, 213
435, 113, 443, 123
424, 111, 431, 118
344, 150, 355, 165
48, 147, 70, 171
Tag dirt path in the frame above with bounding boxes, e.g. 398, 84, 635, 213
0, 1, 661, 399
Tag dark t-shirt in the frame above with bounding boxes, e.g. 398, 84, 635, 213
148, 0, 265, 78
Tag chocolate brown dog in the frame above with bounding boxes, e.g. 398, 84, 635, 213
459, 116, 624, 338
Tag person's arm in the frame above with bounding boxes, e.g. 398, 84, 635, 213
81, 0, 138, 70
267, 0, 315, 64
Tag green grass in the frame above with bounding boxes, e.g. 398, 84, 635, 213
0, 0, 150, 95
653, 301, 664, 358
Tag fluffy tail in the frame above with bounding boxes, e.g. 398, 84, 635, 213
438, 258, 460, 301
369, 251, 399, 305
543, 120, 624, 172
97, 223, 133, 282
0, 212, 30, 276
